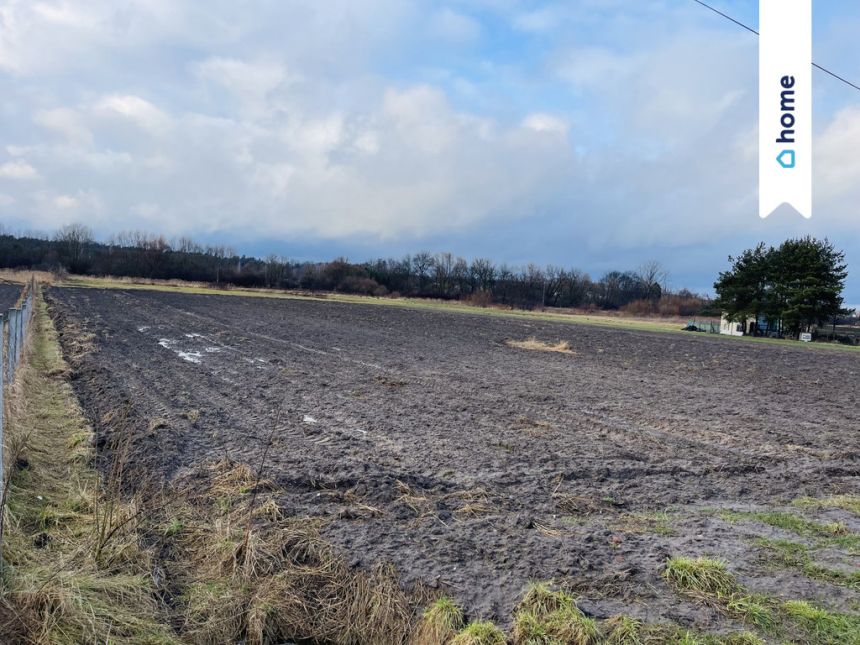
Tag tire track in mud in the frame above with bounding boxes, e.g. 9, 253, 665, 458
46, 286, 860, 628
88, 289, 416, 479
105, 288, 838, 499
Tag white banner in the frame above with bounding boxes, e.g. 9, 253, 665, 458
759, 0, 811, 219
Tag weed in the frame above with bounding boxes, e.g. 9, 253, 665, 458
603, 615, 643, 644
720, 509, 851, 539
663, 557, 738, 598
782, 600, 860, 644
164, 518, 184, 537
756, 537, 860, 589
512, 584, 598, 645
450, 621, 506, 645
519, 583, 576, 615
720, 633, 766, 645
724, 595, 774, 631
413, 597, 465, 645
615, 511, 674, 536
793, 494, 860, 516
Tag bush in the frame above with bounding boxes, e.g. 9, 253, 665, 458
337, 276, 385, 295
465, 291, 493, 308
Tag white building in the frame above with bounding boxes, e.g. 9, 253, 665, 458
719, 314, 748, 336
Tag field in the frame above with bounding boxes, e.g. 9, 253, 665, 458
45, 285, 860, 638
0, 282, 22, 312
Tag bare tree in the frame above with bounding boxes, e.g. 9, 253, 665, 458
637, 261, 667, 301
54, 223, 94, 273
412, 251, 433, 295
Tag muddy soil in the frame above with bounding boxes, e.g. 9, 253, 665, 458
0, 282, 23, 312
46, 287, 860, 630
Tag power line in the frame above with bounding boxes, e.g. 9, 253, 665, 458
691, 0, 860, 93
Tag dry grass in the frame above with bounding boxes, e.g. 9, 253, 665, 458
504, 337, 574, 354
0, 269, 55, 285
163, 457, 425, 644
0, 295, 176, 643
1, 292, 425, 644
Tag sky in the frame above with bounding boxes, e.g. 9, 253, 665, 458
0, 1, 858, 303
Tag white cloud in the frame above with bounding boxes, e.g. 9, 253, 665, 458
522, 113, 569, 137
94, 94, 170, 133
816, 107, 860, 200
193, 57, 291, 113
0, 0, 856, 299
34, 107, 93, 145
0, 160, 39, 180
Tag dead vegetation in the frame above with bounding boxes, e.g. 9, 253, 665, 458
1, 293, 428, 644
0, 297, 174, 643
504, 337, 574, 354
8, 289, 859, 643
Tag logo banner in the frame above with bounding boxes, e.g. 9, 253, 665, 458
759, 0, 811, 219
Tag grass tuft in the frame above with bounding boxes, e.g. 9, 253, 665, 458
450, 621, 507, 645
413, 597, 466, 645
512, 583, 598, 645
782, 600, 860, 644
724, 595, 774, 631
603, 615, 643, 644
518, 582, 577, 616
663, 557, 738, 598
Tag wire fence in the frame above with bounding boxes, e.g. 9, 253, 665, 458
0, 277, 37, 505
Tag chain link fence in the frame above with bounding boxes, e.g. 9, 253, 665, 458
1, 277, 37, 502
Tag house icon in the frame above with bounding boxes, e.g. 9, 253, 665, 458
777, 150, 795, 169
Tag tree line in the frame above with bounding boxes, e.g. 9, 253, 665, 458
0, 224, 710, 315
713, 236, 851, 336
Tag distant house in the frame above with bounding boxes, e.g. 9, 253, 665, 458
720, 314, 782, 337
719, 315, 745, 336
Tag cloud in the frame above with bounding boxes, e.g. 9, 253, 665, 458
0, 0, 858, 303
0, 160, 39, 180
34, 107, 93, 145
192, 57, 291, 114
427, 8, 481, 43
522, 113, 569, 137
816, 106, 860, 201
94, 94, 170, 133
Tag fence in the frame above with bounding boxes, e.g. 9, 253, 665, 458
0, 277, 37, 504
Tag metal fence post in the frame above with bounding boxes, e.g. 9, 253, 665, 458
0, 312, 5, 501
6, 309, 15, 383
16, 306, 23, 368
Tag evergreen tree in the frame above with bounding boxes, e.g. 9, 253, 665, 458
713, 237, 848, 337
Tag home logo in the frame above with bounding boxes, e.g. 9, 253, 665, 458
777, 150, 795, 168
759, 0, 811, 219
